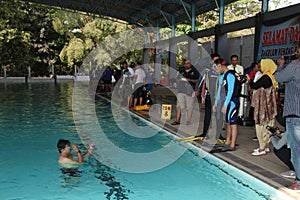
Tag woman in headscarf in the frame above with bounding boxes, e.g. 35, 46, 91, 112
246, 58, 278, 156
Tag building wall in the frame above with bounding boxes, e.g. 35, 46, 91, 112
202, 34, 255, 69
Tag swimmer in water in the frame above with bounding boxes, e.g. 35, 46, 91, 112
57, 139, 94, 165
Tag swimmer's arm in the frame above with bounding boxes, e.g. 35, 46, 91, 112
75, 151, 83, 163
83, 151, 91, 157
83, 144, 95, 158
72, 144, 84, 163
72, 149, 91, 158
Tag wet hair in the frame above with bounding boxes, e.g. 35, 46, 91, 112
214, 58, 227, 66
57, 139, 70, 153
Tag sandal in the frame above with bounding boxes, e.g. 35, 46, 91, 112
171, 121, 180, 125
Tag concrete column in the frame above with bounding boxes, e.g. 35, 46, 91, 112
191, 3, 196, 32
169, 39, 178, 84
74, 65, 77, 76
27, 66, 31, 78
240, 36, 243, 65
217, 34, 228, 60
188, 38, 198, 65
215, 25, 228, 60
215, 0, 227, 59
156, 24, 160, 42
154, 49, 162, 85
143, 48, 150, 71
261, 0, 269, 13
3, 65, 7, 78
210, 40, 214, 54
171, 15, 175, 37
154, 22, 161, 85
52, 64, 55, 76
219, 0, 224, 25
143, 30, 150, 72
254, 13, 263, 62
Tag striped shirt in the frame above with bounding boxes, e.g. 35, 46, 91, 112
274, 60, 300, 117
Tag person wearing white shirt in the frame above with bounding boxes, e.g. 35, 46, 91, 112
132, 62, 146, 108
120, 61, 134, 109
228, 55, 245, 119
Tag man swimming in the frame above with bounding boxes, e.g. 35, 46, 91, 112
57, 139, 94, 174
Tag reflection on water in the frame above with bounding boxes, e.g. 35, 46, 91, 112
0, 83, 284, 200
0, 83, 133, 200
57, 142, 132, 199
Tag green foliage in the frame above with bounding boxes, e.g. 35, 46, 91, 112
0, 0, 295, 76
0, 1, 65, 76
52, 10, 133, 70
269, 0, 294, 10
52, 10, 85, 36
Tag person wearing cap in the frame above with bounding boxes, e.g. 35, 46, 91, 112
274, 44, 300, 191
213, 58, 240, 151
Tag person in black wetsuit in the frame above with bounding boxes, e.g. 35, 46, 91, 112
213, 58, 240, 151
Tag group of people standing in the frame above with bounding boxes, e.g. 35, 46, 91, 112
172, 54, 244, 151
58, 44, 300, 191
119, 61, 152, 110
170, 44, 300, 191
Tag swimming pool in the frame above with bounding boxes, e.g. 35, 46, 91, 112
0, 83, 287, 199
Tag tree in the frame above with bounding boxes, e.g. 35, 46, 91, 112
52, 10, 140, 72
0, 1, 32, 76
0, 1, 65, 76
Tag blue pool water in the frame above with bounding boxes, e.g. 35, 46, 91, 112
0, 83, 285, 200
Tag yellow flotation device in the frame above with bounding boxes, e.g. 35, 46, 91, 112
134, 104, 151, 111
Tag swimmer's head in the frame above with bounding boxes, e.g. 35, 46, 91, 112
57, 139, 71, 153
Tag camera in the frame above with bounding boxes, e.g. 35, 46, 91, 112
239, 75, 248, 84
266, 125, 279, 137
284, 54, 299, 61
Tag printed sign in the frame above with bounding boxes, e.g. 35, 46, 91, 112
161, 104, 172, 120
257, 15, 300, 62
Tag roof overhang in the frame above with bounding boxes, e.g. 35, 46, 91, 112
20, 0, 238, 27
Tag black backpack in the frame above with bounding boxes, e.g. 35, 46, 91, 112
223, 70, 243, 98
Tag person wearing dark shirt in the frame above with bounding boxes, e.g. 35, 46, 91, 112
103, 66, 113, 92
171, 60, 199, 125
247, 62, 261, 127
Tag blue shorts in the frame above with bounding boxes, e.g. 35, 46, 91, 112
225, 97, 239, 125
